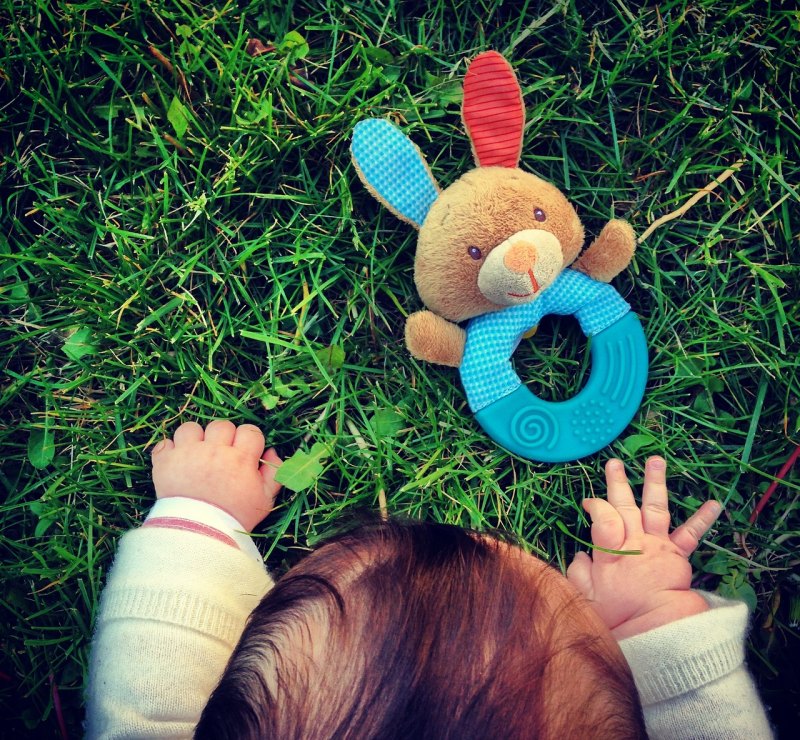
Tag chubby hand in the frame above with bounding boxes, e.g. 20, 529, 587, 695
567, 457, 722, 639
151, 420, 283, 532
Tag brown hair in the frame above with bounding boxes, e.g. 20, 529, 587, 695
196, 519, 645, 739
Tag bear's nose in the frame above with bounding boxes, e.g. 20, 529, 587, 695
503, 241, 537, 274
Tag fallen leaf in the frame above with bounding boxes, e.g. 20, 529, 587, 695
246, 38, 275, 57
314, 345, 345, 372
275, 442, 329, 492
279, 30, 309, 63
167, 95, 189, 138
370, 409, 404, 438
620, 433, 658, 456
28, 428, 55, 470
63, 326, 97, 361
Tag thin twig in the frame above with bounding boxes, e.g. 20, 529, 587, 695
50, 673, 69, 740
749, 444, 800, 524
148, 45, 191, 103
637, 159, 745, 243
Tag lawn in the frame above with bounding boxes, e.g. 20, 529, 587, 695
1, 0, 798, 735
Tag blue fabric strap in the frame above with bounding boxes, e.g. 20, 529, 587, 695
460, 269, 632, 412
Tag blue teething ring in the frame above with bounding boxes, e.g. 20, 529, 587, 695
459, 271, 648, 463
474, 313, 648, 462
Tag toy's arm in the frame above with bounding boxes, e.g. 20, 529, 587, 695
405, 311, 466, 368
572, 219, 636, 283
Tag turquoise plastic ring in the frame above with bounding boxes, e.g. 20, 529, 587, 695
470, 312, 648, 462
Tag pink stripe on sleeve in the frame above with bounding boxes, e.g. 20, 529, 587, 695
142, 517, 239, 549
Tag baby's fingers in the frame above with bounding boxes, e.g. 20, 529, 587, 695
566, 551, 594, 597
670, 500, 722, 557
583, 498, 626, 556
605, 459, 644, 537
641, 456, 671, 537
259, 448, 284, 503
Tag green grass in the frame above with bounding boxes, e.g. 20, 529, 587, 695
1, 0, 798, 734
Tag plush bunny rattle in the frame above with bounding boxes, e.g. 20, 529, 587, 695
351, 51, 648, 462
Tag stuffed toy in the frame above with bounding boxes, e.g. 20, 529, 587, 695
351, 51, 648, 462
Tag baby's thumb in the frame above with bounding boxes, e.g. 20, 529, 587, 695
260, 448, 284, 503
566, 551, 594, 598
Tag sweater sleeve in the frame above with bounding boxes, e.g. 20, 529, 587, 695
84, 526, 274, 739
618, 592, 773, 740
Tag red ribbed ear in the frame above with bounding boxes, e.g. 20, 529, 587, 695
462, 52, 525, 168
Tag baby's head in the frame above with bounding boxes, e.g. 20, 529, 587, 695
196, 520, 645, 739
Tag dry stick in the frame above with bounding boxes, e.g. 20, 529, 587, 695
148, 45, 191, 103
750, 444, 800, 524
637, 159, 746, 244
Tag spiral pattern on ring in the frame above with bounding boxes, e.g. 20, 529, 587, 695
510, 406, 559, 450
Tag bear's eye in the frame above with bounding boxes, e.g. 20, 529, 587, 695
533, 207, 547, 222
467, 246, 483, 260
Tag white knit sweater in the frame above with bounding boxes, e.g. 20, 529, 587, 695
619, 592, 773, 739
85, 512, 274, 739
84, 506, 773, 739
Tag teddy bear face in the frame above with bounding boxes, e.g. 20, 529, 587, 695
414, 167, 586, 323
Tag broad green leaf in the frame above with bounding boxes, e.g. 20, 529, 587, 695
27, 428, 55, 470
11, 279, 28, 300
275, 442, 329, 492
701, 551, 733, 576
314, 345, 345, 372
424, 72, 462, 106
22, 707, 40, 730
63, 326, 97, 361
675, 357, 703, 379
363, 46, 395, 66
718, 571, 758, 611
35, 518, 55, 538
274, 379, 309, 398
620, 433, 657, 456
381, 66, 402, 83
167, 95, 189, 138
179, 39, 198, 57
247, 382, 281, 411
260, 393, 280, 411
279, 30, 309, 63
370, 408, 404, 438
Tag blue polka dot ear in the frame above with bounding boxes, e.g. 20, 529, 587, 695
351, 119, 440, 229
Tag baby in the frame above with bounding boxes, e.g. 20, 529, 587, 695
84, 420, 772, 739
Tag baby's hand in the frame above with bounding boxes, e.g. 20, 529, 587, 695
567, 457, 721, 639
151, 420, 283, 532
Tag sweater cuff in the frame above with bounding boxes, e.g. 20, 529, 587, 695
145, 497, 263, 563
618, 591, 749, 705
97, 527, 273, 647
